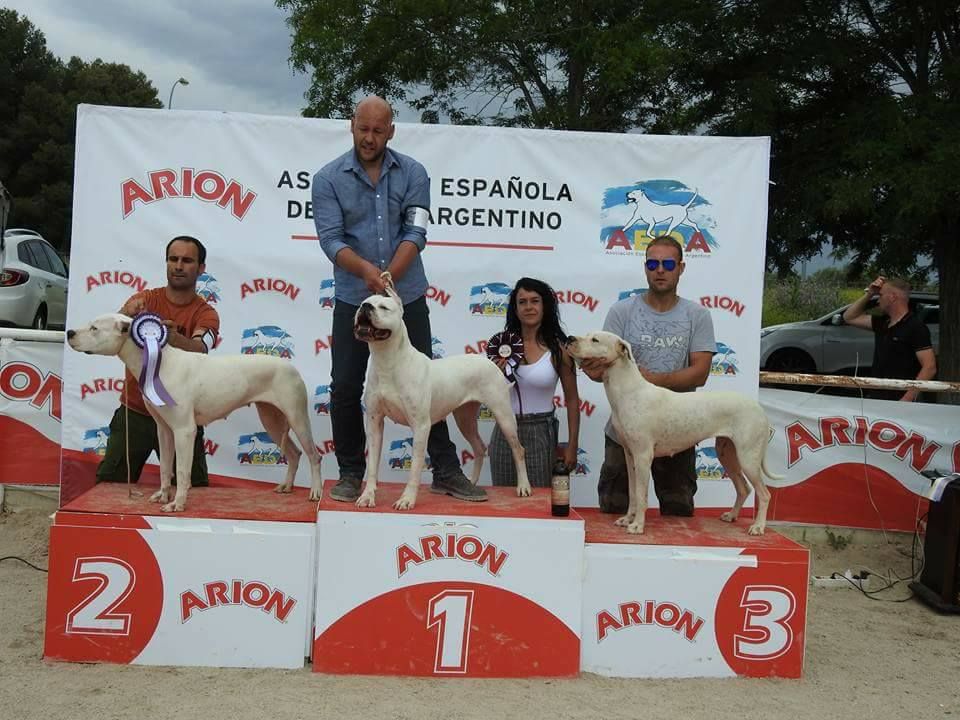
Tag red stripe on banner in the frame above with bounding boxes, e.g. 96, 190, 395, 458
0, 416, 60, 485
427, 241, 554, 251
290, 234, 554, 251
767, 462, 928, 532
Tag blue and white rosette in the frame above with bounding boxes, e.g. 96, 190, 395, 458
131, 312, 176, 407
487, 331, 526, 415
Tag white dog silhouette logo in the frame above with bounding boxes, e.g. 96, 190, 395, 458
623, 187, 701, 239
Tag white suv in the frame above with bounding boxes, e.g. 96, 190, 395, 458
0, 229, 69, 330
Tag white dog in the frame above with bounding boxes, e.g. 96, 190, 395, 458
623, 187, 701, 239
67, 314, 323, 511
354, 284, 530, 510
566, 331, 780, 535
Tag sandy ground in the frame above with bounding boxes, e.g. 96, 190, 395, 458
2, 507, 959, 720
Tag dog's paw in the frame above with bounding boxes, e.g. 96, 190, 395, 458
719, 510, 737, 523
161, 501, 185, 513
150, 489, 171, 504
356, 491, 376, 508
626, 521, 645, 535
747, 523, 765, 536
614, 515, 634, 527
274, 483, 292, 495
309, 488, 323, 502
393, 494, 417, 511
516, 484, 532, 498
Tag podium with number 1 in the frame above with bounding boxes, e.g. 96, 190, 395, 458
312, 482, 584, 677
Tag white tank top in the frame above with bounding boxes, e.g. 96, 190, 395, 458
511, 350, 560, 415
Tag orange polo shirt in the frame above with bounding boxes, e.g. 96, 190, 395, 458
120, 288, 219, 415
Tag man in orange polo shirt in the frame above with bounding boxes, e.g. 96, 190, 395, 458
96, 236, 220, 485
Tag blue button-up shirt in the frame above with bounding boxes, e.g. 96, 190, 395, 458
312, 148, 430, 306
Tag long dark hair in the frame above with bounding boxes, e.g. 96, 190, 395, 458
504, 277, 568, 371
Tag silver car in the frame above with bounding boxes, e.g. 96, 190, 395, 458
760, 292, 939, 374
0, 228, 69, 330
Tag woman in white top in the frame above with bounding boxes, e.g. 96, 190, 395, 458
489, 277, 580, 488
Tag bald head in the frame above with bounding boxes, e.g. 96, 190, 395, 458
354, 95, 394, 123
351, 95, 395, 169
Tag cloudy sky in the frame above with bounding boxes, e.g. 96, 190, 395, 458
6, 0, 313, 117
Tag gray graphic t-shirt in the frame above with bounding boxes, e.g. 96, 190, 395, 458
601, 294, 716, 440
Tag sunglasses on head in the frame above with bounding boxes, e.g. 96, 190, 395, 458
645, 258, 678, 272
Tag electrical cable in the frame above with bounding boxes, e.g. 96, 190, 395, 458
0, 556, 47, 572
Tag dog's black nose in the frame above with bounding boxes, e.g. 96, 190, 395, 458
67, 330, 75, 339
360, 302, 373, 313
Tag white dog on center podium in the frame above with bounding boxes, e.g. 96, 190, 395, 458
353, 283, 531, 510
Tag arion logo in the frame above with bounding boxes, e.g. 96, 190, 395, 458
121, 169, 257, 220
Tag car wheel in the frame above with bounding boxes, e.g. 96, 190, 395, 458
32, 306, 48, 330
765, 348, 816, 374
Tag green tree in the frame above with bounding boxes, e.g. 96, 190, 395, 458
0, 8, 60, 131
0, 7, 61, 225
0, 10, 162, 251
668, 0, 959, 392
280, 0, 958, 389
278, 0, 682, 131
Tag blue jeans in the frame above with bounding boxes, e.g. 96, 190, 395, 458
330, 296, 460, 479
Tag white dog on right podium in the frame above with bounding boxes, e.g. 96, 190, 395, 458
566, 331, 781, 536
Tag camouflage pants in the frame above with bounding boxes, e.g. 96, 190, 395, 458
597, 436, 697, 515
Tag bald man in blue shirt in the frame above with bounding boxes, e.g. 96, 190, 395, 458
312, 96, 486, 504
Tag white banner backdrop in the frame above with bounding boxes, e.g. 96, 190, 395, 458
763, 388, 960, 531
0, 338, 62, 485
62, 104, 770, 507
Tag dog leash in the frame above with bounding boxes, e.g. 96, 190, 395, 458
487, 331, 525, 417
379, 270, 395, 293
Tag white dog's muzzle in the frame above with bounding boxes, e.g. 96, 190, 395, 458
354, 304, 392, 343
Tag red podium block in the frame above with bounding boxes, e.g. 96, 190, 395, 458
578, 509, 808, 678
43, 483, 319, 669
313, 481, 584, 677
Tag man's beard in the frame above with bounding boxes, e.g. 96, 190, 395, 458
357, 144, 385, 163
647, 282, 677, 297
168, 274, 196, 290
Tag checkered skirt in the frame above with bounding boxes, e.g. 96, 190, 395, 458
489, 411, 558, 489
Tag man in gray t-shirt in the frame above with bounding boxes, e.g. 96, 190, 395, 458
582, 236, 716, 515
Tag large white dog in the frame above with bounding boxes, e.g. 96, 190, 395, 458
353, 285, 530, 510
67, 314, 323, 511
566, 331, 780, 535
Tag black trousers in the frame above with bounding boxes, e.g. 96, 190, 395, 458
330, 296, 460, 479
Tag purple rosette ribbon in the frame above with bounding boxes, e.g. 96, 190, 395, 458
131, 312, 176, 407
486, 331, 526, 415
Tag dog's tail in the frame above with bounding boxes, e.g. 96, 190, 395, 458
760, 452, 785, 481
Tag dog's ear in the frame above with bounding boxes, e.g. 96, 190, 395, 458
118, 320, 131, 335
617, 339, 633, 362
